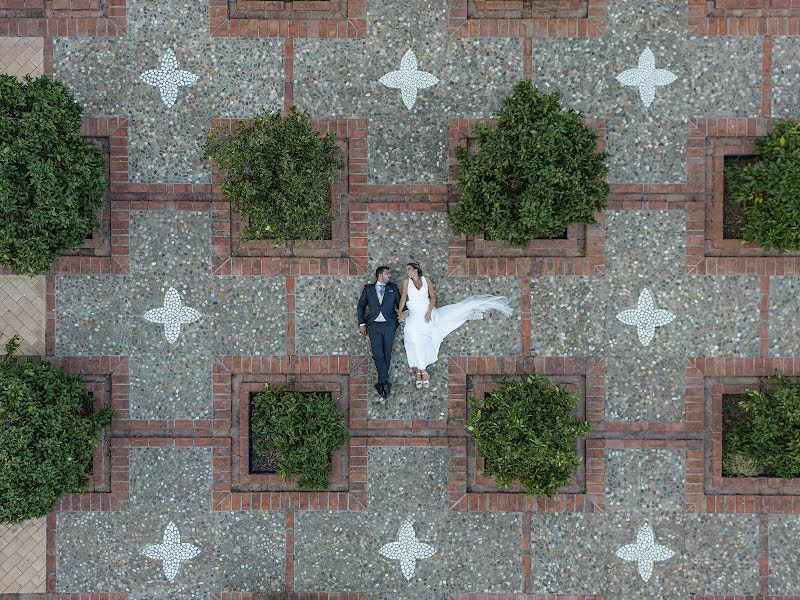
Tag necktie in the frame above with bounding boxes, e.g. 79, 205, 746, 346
378, 284, 385, 303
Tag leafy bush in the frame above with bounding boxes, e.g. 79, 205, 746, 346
0, 75, 105, 275
204, 108, 344, 245
726, 120, 800, 252
466, 375, 591, 496
723, 374, 800, 479
250, 384, 348, 489
449, 80, 610, 245
0, 336, 113, 524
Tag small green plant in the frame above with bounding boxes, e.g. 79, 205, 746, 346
466, 375, 591, 496
0, 336, 113, 524
449, 79, 610, 246
723, 374, 800, 479
726, 120, 800, 252
250, 384, 348, 489
722, 451, 761, 478
204, 108, 344, 245
0, 75, 106, 275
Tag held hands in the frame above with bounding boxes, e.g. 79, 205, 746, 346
398, 310, 409, 322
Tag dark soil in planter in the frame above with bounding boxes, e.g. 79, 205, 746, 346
722, 155, 754, 240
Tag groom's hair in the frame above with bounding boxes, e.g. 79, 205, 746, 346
375, 266, 390, 279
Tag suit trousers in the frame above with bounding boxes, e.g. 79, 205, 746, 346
368, 321, 396, 385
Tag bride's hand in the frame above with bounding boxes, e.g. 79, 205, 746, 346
424, 310, 432, 323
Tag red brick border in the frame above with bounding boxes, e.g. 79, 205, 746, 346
208, 0, 366, 38
689, 0, 800, 36
448, 0, 607, 38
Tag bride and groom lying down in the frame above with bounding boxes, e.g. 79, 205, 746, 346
357, 262, 513, 399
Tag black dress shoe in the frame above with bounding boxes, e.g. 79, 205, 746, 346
383, 382, 391, 397
374, 382, 382, 395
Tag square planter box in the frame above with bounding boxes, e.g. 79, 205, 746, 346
704, 135, 800, 258
229, 138, 350, 259
68, 136, 111, 257
466, 374, 586, 494
234, 375, 350, 492
706, 379, 800, 495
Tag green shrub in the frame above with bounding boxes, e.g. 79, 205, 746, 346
449, 80, 610, 246
0, 336, 113, 524
726, 120, 800, 252
466, 375, 591, 496
724, 374, 800, 479
250, 384, 348, 489
0, 75, 105, 275
204, 108, 344, 245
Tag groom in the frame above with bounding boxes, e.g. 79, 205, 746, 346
357, 266, 405, 398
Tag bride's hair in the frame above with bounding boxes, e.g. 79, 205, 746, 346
407, 262, 423, 277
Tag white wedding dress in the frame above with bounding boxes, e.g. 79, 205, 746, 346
403, 276, 513, 369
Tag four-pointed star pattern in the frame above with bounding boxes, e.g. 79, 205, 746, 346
615, 288, 675, 347
379, 49, 439, 110
141, 521, 201, 582
143, 286, 202, 344
139, 48, 199, 108
615, 47, 677, 108
615, 522, 675, 582
378, 517, 437, 580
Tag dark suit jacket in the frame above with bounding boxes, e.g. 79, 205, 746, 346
357, 282, 405, 328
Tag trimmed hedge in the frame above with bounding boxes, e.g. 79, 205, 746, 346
449, 80, 610, 246
726, 120, 800, 252
204, 108, 343, 245
0, 75, 105, 275
0, 336, 113, 524
466, 375, 591, 496
250, 384, 348, 489
723, 374, 800, 479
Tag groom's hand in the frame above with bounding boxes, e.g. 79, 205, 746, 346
358, 324, 367, 336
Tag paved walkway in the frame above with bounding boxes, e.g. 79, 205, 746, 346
1, 0, 799, 598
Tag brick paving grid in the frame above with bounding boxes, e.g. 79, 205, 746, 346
2, 1, 800, 598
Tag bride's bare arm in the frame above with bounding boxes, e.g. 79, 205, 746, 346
426, 277, 436, 321
397, 279, 409, 320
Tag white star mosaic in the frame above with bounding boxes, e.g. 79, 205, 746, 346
139, 48, 199, 108
143, 286, 202, 344
615, 522, 675, 583
378, 516, 436, 580
378, 49, 439, 110
615, 47, 677, 108
141, 521, 200, 582
615, 288, 675, 347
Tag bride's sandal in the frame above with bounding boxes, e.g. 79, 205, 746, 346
415, 371, 423, 390
421, 371, 430, 389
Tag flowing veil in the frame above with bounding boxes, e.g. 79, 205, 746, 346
429, 294, 514, 348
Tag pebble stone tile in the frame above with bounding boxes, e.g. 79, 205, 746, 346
768, 515, 800, 595
57, 447, 285, 597
531, 210, 761, 422
294, 446, 522, 597
768, 276, 800, 356
56, 211, 286, 420
532, 0, 761, 183
53, 0, 283, 183
293, 0, 521, 184
530, 448, 759, 598
771, 36, 800, 118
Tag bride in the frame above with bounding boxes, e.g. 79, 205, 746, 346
396, 262, 513, 389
